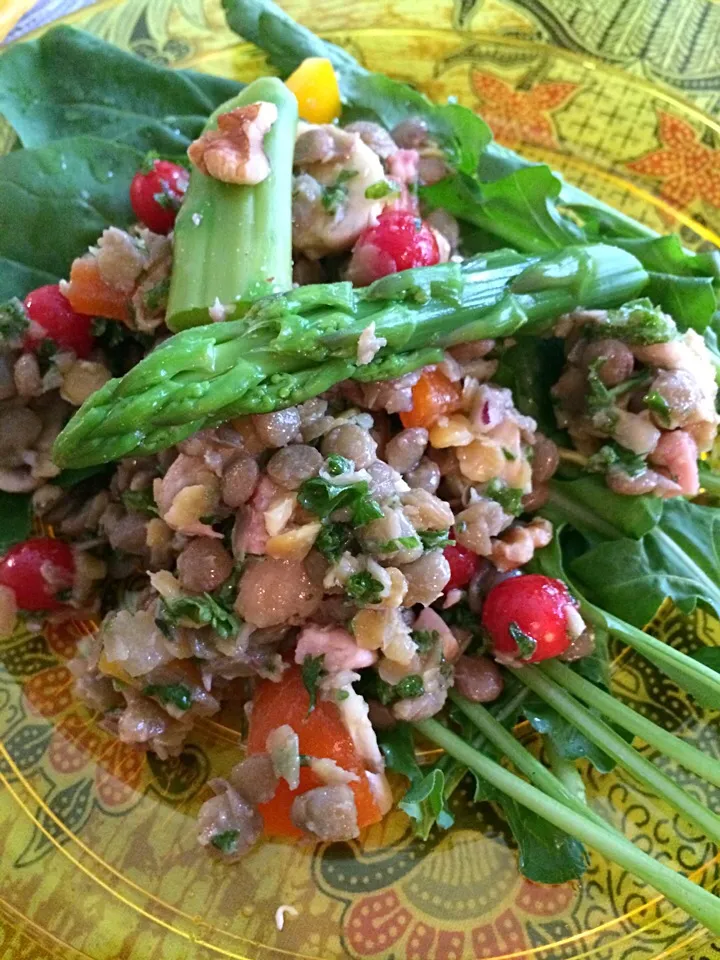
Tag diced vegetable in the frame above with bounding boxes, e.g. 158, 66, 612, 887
285, 57, 341, 124
166, 77, 298, 331
247, 666, 381, 837
400, 368, 461, 429
65, 256, 129, 323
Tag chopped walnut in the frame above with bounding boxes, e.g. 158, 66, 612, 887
188, 102, 278, 185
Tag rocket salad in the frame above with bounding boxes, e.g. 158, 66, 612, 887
1, 0, 720, 932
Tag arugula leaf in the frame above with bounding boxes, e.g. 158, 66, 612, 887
493, 336, 566, 437
157, 593, 240, 640
422, 166, 586, 255
690, 648, 720, 672
54, 464, 113, 489
0, 26, 242, 151
143, 682, 193, 711
523, 695, 615, 773
0, 136, 143, 299
210, 830, 240, 854
301, 653, 325, 712
471, 770, 588, 884
0, 492, 32, 554
400, 768, 455, 833
221, 0, 490, 175
570, 498, 720, 627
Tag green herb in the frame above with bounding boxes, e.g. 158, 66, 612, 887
0, 491, 32, 553
585, 357, 614, 416
502, 448, 517, 461
143, 276, 170, 313
336, 689, 350, 702
373, 535, 422, 554
157, 593, 240, 639
411, 629, 439, 653
153, 189, 181, 211
484, 479, 524, 516
143, 682, 193, 711
315, 522, 353, 562
509, 622, 536, 660
587, 298, 678, 346
644, 389, 671, 425
346, 572, 384, 605
585, 442, 647, 479
325, 454, 353, 476
365, 179, 399, 200
0, 297, 29, 340
301, 653, 325, 713
417, 529, 454, 550
35, 338, 58, 373
298, 476, 383, 527
321, 169, 358, 214
121, 489, 158, 516
210, 830, 240, 855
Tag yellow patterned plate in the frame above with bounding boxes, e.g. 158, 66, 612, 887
2, 2, 720, 959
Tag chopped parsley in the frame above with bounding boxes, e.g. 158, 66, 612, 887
143, 682, 193, 711
502, 448, 517, 461
509, 622, 537, 661
156, 592, 240, 640
325, 454, 353, 476
591, 298, 677, 345
346, 572, 384, 605
373, 535, 422, 554
586, 441, 647, 478
121, 489, 158, 516
417, 529, 454, 550
484, 478, 524, 516
298, 475, 383, 526
143, 276, 170, 313
644, 389, 671, 426
412, 629, 439, 653
315, 522, 353, 563
376, 674, 425, 705
0, 297, 29, 341
35, 338, 58, 373
364, 179, 400, 200
210, 830, 239, 855
301, 653, 325, 713
321, 169, 358, 215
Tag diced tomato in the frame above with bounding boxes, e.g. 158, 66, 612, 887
130, 158, 188, 234
348, 210, 440, 286
443, 540, 481, 591
247, 666, 381, 837
65, 257, 129, 323
23, 285, 94, 358
400, 368, 461, 429
482, 574, 576, 663
0, 537, 74, 612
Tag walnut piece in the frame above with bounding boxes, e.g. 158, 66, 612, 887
187, 101, 278, 185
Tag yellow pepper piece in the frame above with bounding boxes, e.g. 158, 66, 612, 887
285, 57, 341, 124
98, 651, 133, 685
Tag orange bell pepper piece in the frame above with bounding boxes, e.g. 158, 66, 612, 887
400, 368, 462, 429
285, 57, 341, 124
65, 256, 130, 323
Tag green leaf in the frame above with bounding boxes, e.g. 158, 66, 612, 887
570, 498, 720, 627
0, 492, 32, 554
689, 648, 720, 672
484, 479, 523, 516
121, 489, 158, 516
542, 475, 662, 542
325, 454, 353, 476
417, 529, 454, 550
315, 522, 353, 562
0, 136, 143, 299
422, 166, 586, 255
523, 695, 615, 773
301, 653, 325, 713
586, 441, 647, 479
0, 297, 29, 341
493, 336, 566, 438
157, 593, 240, 640
346, 572, 384, 605
399, 768, 455, 833
378, 723, 422, 781
143, 683, 193, 712
508, 622, 536, 660
298, 476, 382, 526
0, 26, 242, 151
586, 298, 678, 345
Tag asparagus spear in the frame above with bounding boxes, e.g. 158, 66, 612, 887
53, 244, 647, 468
166, 77, 297, 331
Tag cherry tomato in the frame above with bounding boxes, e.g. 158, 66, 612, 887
443, 541, 481, 591
0, 537, 75, 612
482, 574, 575, 663
129, 159, 189, 234
23, 285, 94, 359
348, 210, 440, 285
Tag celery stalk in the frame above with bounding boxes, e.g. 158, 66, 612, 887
166, 77, 297, 331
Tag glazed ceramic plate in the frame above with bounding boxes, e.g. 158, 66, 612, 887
1, 1, 720, 958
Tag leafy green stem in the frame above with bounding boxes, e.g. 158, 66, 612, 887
416, 717, 720, 934
699, 467, 720, 497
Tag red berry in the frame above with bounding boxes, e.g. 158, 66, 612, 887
0, 537, 75, 612
23, 285, 94, 358
130, 159, 189, 234
482, 574, 575, 664
444, 542, 481, 591
348, 211, 440, 286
